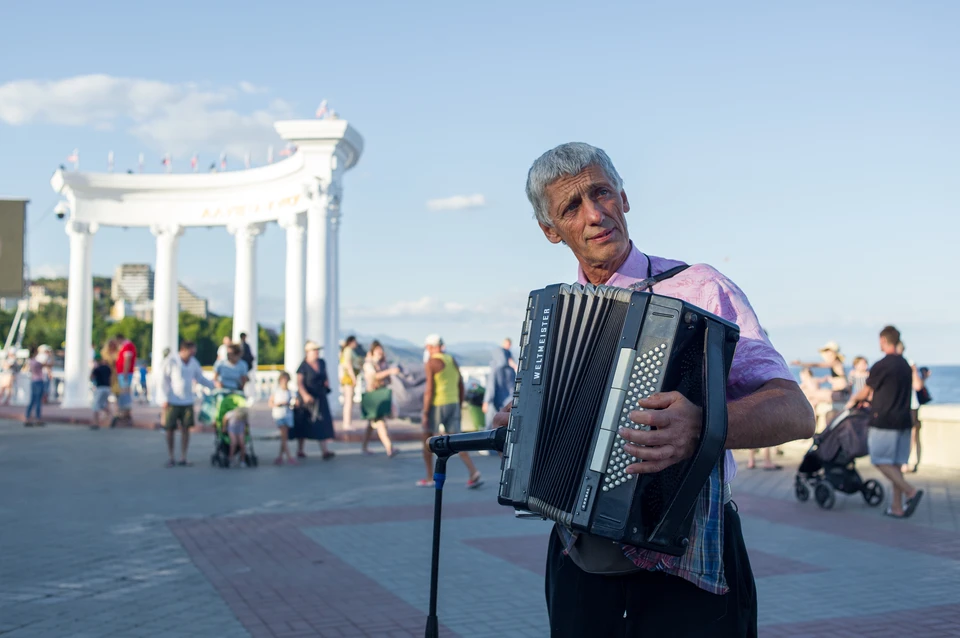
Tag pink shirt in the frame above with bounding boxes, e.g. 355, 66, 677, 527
28, 358, 43, 382
577, 242, 794, 483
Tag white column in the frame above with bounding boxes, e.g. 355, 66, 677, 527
305, 187, 329, 355
61, 220, 96, 408
279, 212, 307, 374
169, 234, 180, 355
150, 224, 182, 404
229, 222, 265, 361
325, 204, 342, 413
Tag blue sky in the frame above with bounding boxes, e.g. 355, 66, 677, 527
1, 0, 958, 363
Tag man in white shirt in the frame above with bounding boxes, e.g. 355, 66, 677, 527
158, 340, 215, 467
216, 336, 232, 363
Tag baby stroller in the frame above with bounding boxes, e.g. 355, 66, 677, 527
200, 389, 259, 468
794, 408, 883, 510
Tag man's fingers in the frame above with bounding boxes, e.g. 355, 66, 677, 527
628, 408, 672, 430
625, 459, 672, 475
618, 426, 672, 447
622, 442, 676, 465
636, 392, 681, 410
492, 404, 513, 428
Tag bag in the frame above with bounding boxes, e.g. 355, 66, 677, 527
917, 386, 932, 405
198, 394, 219, 426
361, 387, 393, 420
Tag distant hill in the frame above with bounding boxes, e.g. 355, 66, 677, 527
348, 332, 502, 368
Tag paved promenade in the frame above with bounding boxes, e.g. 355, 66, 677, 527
2, 419, 960, 637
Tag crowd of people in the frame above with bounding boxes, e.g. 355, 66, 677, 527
146, 331, 508, 483
792, 335, 931, 475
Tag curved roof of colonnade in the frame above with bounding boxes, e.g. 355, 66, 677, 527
50, 119, 362, 228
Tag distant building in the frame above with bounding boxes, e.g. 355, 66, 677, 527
177, 284, 208, 319
26, 284, 67, 312
108, 264, 208, 321
110, 298, 154, 322
112, 264, 154, 304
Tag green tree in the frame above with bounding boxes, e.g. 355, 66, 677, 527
105, 317, 152, 361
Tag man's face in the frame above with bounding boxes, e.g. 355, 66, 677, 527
539, 165, 631, 270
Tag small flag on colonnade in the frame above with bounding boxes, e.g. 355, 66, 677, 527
267, 145, 274, 164
190, 155, 199, 172
138, 153, 144, 173
220, 153, 227, 170
244, 152, 251, 169
162, 154, 172, 173
66, 149, 79, 170
107, 151, 114, 173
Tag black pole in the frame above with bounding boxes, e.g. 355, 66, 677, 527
425, 455, 448, 638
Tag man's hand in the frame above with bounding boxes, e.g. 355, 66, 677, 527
619, 392, 701, 475
492, 403, 512, 429
481, 402, 489, 414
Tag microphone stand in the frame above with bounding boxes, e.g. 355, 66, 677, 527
425, 453, 449, 638
424, 428, 506, 638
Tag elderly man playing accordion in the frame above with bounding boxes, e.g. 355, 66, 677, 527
492, 143, 815, 637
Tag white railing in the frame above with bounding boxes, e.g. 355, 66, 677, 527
2, 365, 494, 408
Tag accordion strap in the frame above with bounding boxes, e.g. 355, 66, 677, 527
627, 254, 690, 293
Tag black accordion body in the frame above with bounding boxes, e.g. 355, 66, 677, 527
498, 283, 740, 556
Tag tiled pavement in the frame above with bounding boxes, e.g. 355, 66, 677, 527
2, 420, 960, 637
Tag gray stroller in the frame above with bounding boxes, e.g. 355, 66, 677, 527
794, 408, 884, 510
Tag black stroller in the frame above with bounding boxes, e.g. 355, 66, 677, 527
794, 408, 884, 510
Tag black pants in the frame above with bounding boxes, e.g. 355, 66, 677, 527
545, 503, 757, 637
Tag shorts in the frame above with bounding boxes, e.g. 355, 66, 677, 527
425, 403, 461, 435
117, 373, 133, 391
227, 419, 246, 436
868, 427, 912, 466
117, 392, 132, 410
274, 414, 293, 428
93, 386, 111, 411
165, 404, 194, 430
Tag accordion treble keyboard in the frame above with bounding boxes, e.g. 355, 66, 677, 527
498, 283, 739, 556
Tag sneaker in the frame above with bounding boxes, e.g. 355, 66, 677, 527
240, 461, 248, 468
466, 473, 484, 489
286, 458, 298, 466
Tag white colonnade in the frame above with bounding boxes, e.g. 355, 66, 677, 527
52, 118, 363, 407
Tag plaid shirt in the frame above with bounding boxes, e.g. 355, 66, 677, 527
563, 243, 794, 595
556, 466, 727, 594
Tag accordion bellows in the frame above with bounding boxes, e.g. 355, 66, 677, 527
498, 283, 740, 556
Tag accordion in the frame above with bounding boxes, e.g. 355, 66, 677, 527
498, 283, 740, 556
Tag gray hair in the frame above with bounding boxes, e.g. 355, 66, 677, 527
525, 142, 623, 227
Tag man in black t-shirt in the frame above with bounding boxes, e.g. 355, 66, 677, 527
846, 325, 923, 518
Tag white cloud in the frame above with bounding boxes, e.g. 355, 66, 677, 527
426, 194, 486, 212
343, 294, 524, 322
31, 263, 68, 278
238, 81, 267, 94
0, 74, 295, 158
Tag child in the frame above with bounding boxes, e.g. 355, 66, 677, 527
90, 355, 113, 430
848, 356, 869, 396
269, 372, 296, 465
223, 406, 250, 468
